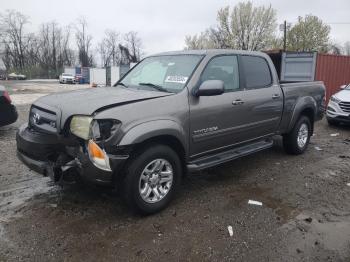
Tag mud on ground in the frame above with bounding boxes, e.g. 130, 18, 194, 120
0, 81, 350, 261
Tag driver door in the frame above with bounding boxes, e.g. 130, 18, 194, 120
189, 55, 247, 157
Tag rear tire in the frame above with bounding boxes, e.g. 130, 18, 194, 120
122, 144, 182, 215
283, 116, 311, 155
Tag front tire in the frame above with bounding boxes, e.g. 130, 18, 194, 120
283, 116, 311, 155
122, 144, 182, 215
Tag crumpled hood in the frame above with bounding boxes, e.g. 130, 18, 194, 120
334, 89, 350, 102
33, 87, 172, 129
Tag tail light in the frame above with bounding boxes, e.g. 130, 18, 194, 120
3, 90, 12, 103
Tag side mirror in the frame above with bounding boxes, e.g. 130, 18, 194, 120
194, 80, 224, 97
340, 84, 347, 90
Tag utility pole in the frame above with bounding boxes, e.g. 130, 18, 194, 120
283, 20, 287, 51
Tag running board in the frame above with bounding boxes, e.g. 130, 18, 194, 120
187, 140, 274, 172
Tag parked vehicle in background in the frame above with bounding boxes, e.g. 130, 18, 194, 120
59, 73, 76, 84
327, 84, 350, 125
0, 85, 18, 127
16, 50, 325, 214
75, 74, 83, 84
8, 73, 26, 80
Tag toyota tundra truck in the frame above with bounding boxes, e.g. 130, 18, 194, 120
17, 50, 326, 214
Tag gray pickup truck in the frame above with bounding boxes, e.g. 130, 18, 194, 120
17, 50, 325, 214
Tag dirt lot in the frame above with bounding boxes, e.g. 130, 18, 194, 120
0, 80, 350, 262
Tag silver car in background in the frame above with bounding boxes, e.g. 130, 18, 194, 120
327, 84, 350, 125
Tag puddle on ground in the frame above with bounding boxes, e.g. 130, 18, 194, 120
230, 184, 350, 257
282, 213, 350, 259
226, 185, 298, 223
0, 176, 55, 222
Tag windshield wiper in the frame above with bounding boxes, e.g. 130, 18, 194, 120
117, 82, 128, 87
138, 82, 171, 93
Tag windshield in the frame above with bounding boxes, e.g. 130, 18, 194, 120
118, 55, 203, 93
62, 73, 72, 76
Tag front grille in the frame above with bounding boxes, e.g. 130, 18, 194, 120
339, 101, 350, 113
29, 106, 57, 134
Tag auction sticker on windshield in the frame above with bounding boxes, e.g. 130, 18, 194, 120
165, 75, 188, 84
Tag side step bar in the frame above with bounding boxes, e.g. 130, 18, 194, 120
187, 140, 274, 172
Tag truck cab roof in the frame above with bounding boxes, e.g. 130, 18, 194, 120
152, 49, 269, 57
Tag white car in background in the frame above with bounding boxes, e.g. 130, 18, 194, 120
8, 72, 26, 80
59, 73, 76, 84
327, 84, 350, 125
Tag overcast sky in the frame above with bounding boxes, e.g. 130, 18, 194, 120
1, 0, 350, 55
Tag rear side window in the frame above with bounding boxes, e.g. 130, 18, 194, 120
201, 55, 240, 92
241, 56, 272, 89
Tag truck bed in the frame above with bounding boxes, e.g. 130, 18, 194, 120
278, 81, 326, 133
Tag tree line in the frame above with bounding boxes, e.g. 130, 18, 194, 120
185, 1, 350, 55
0, 10, 143, 78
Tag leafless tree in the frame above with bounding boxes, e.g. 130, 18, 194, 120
97, 38, 110, 67
105, 30, 120, 66
37, 22, 75, 77
0, 10, 144, 77
121, 31, 142, 63
328, 43, 342, 55
0, 10, 30, 70
97, 30, 142, 67
343, 42, 350, 56
97, 29, 122, 67
75, 17, 93, 67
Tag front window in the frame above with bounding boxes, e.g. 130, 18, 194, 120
118, 55, 203, 93
201, 55, 240, 92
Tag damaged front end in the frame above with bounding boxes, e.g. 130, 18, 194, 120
16, 105, 128, 185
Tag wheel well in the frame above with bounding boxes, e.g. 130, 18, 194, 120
131, 135, 187, 173
300, 108, 315, 133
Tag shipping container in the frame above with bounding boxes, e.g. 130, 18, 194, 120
266, 51, 350, 103
64, 67, 76, 76
89, 68, 106, 86
107, 65, 131, 86
315, 54, 350, 101
266, 51, 316, 82
81, 67, 90, 84
75, 67, 81, 74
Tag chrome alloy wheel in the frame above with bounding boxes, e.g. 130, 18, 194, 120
139, 159, 174, 203
297, 123, 309, 148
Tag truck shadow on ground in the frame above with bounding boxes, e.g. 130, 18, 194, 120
26, 140, 293, 220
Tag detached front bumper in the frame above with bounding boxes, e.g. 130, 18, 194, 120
16, 124, 128, 185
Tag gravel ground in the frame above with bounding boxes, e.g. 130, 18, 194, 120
0, 80, 350, 261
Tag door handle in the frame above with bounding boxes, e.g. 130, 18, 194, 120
232, 99, 244, 105
272, 94, 281, 99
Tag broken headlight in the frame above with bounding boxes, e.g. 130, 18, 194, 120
90, 119, 121, 141
70, 116, 121, 141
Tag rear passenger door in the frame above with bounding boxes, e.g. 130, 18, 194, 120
237, 55, 283, 141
